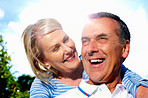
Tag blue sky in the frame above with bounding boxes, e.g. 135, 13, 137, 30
0, 0, 38, 22
0, 0, 148, 78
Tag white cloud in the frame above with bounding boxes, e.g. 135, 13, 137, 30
4, 0, 148, 78
8, 22, 22, 33
0, 8, 4, 19
3, 32, 34, 77
123, 7, 148, 78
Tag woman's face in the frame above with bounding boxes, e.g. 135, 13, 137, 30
37, 30, 80, 76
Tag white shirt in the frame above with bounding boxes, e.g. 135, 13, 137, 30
56, 79, 134, 98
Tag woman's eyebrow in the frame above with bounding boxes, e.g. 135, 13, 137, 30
63, 34, 68, 41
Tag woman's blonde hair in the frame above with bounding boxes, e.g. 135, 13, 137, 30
22, 18, 63, 82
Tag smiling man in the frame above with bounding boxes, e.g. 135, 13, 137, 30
80, 12, 132, 97
81, 12, 148, 98
81, 12, 128, 88
56, 12, 148, 98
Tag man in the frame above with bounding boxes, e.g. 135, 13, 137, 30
80, 12, 148, 98
56, 12, 148, 98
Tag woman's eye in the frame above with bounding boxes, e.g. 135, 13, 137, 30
64, 37, 69, 43
53, 46, 60, 52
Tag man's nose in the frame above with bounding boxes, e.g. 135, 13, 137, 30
87, 40, 99, 56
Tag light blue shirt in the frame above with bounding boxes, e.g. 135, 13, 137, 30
30, 65, 148, 98
30, 71, 88, 98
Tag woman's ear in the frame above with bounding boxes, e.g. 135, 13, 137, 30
44, 62, 50, 67
122, 40, 130, 58
42, 58, 50, 67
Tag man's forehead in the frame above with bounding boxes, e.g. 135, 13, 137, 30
82, 18, 118, 33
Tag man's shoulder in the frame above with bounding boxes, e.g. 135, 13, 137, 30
55, 88, 79, 98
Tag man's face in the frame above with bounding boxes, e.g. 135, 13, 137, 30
81, 17, 129, 84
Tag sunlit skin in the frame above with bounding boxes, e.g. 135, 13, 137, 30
81, 17, 130, 93
36, 30, 82, 78
137, 85, 148, 98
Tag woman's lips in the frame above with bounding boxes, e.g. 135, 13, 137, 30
64, 54, 75, 62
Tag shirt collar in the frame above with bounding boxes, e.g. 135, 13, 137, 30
78, 79, 130, 97
77, 79, 108, 97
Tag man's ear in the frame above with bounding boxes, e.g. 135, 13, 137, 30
122, 40, 130, 58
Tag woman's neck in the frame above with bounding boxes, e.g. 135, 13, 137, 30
55, 62, 84, 86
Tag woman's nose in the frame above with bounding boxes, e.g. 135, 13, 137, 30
63, 44, 72, 55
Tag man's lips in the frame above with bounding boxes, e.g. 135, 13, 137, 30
89, 59, 105, 65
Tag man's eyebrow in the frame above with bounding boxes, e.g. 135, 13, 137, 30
81, 37, 89, 40
96, 33, 107, 37
81, 33, 107, 40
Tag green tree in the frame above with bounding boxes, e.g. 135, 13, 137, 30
0, 35, 35, 97
0, 35, 19, 97
0, 35, 34, 98
17, 74, 35, 92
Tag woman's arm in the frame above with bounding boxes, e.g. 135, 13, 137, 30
121, 65, 148, 98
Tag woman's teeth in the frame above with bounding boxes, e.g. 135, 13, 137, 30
65, 55, 74, 62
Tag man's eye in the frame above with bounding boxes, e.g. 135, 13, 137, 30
100, 37, 105, 40
82, 40, 88, 43
82, 40, 88, 45
97, 37, 107, 43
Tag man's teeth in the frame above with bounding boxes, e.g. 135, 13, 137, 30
90, 59, 104, 64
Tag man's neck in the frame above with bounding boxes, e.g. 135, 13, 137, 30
106, 76, 122, 93
87, 73, 122, 94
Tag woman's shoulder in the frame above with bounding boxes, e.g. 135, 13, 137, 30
30, 77, 47, 89
31, 77, 55, 89
30, 77, 72, 89
30, 77, 52, 97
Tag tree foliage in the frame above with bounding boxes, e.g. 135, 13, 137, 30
17, 74, 35, 92
0, 35, 35, 98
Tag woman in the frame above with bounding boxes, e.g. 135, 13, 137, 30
22, 18, 147, 98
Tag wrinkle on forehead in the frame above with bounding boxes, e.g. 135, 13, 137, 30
82, 18, 119, 37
